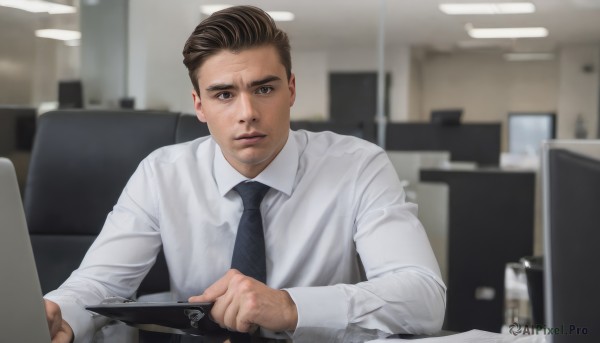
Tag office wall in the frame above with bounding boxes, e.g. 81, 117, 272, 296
0, 9, 79, 107
0, 10, 37, 105
292, 51, 328, 120
408, 48, 424, 122
557, 44, 600, 139
81, 0, 128, 108
128, 0, 201, 113
419, 51, 559, 151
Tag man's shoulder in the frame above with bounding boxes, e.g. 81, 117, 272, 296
293, 129, 383, 158
144, 135, 213, 165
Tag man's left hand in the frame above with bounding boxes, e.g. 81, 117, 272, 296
188, 269, 298, 333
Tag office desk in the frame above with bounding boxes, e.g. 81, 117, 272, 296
137, 327, 541, 343
136, 324, 393, 342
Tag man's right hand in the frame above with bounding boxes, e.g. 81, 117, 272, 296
45, 299, 74, 343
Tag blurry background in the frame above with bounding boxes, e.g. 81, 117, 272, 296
1, 0, 599, 142
1, 0, 599, 335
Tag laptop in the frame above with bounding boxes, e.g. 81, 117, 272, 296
0, 158, 51, 342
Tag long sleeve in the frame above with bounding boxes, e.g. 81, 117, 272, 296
285, 147, 446, 338
44, 159, 163, 342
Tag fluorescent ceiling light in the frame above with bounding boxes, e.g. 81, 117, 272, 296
468, 26, 548, 38
504, 53, 555, 61
267, 11, 294, 22
200, 4, 294, 21
35, 29, 81, 41
440, 2, 535, 15
200, 4, 231, 15
0, 0, 76, 14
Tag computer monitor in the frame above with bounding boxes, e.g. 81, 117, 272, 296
58, 80, 84, 109
542, 140, 600, 342
509, 113, 556, 155
431, 109, 463, 126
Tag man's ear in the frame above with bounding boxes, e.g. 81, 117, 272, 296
288, 73, 296, 107
192, 90, 207, 123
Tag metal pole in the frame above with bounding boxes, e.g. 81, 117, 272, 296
376, 0, 387, 148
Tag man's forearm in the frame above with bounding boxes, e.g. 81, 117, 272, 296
286, 267, 446, 337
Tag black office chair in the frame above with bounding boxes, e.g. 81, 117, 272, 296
176, 114, 210, 143
24, 110, 176, 296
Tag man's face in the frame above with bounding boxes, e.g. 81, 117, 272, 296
193, 45, 296, 178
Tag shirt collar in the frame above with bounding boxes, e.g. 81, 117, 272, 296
213, 130, 298, 197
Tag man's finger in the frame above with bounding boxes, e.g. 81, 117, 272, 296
189, 269, 241, 302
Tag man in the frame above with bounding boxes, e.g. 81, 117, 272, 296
45, 6, 446, 342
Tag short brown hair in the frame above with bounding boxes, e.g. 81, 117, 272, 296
182, 5, 292, 95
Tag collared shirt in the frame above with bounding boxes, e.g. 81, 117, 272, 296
45, 130, 446, 342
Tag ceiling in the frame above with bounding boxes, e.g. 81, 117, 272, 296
202, 0, 600, 53
1, 0, 600, 53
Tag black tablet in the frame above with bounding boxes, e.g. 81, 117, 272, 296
86, 302, 223, 335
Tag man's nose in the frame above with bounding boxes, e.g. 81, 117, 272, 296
238, 93, 258, 123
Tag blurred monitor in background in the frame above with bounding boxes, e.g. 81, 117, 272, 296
58, 80, 84, 109
509, 113, 556, 155
430, 109, 463, 126
119, 97, 135, 109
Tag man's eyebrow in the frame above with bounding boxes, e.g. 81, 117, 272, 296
205, 83, 233, 92
205, 76, 282, 92
248, 75, 281, 88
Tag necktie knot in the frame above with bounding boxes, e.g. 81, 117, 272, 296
233, 181, 270, 210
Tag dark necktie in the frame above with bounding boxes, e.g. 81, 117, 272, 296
231, 181, 270, 283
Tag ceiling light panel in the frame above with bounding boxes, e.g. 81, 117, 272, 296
200, 4, 232, 15
440, 2, 535, 15
200, 4, 294, 21
266, 11, 294, 21
0, 0, 76, 14
504, 53, 555, 61
35, 29, 81, 41
468, 27, 549, 39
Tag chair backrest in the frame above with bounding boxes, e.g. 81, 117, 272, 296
176, 114, 211, 143
24, 110, 182, 295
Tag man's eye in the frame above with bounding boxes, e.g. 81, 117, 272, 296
216, 92, 232, 100
256, 86, 273, 95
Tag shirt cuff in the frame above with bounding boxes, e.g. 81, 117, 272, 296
44, 295, 96, 343
284, 285, 348, 337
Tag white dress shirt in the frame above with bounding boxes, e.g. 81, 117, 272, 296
45, 130, 446, 342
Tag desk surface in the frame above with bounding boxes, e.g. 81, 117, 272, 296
135, 325, 457, 343
137, 324, 389, 342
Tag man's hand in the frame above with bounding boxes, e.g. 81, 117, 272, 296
45, 299, 74, 343
188, 269, 298, 333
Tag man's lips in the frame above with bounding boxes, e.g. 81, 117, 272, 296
235, 132, 266, 140
235, 132, 267, 144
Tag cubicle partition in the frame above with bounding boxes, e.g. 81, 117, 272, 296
421, 168, 535, 333
386, 123, 501, 166
542, 141, 600, 343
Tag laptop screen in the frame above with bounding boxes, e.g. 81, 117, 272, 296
0, 158, 51, 341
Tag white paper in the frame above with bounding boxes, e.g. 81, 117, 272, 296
366, 329, 547, 343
